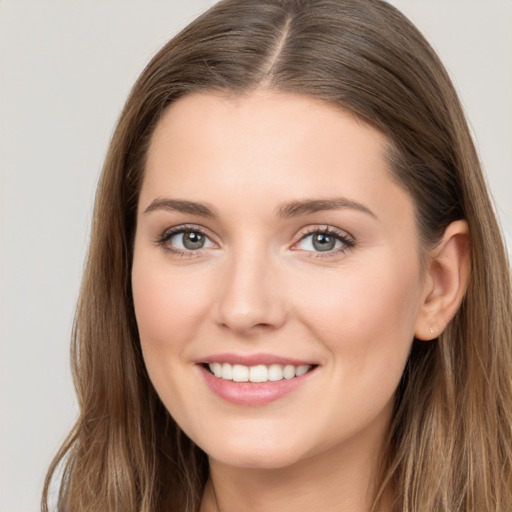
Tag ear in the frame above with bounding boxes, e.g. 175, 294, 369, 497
414, 220, 470, 341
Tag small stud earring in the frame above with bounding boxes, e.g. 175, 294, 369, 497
429, 327, 435, 334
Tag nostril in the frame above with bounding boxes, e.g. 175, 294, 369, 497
253, 322, 274, 330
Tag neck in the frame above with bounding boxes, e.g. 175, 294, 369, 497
199, 422, 393, 512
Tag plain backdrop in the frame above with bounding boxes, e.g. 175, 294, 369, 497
0, 1, 511, 511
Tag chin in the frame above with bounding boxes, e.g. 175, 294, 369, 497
209, 448, 303, 470
197, 433, 307, 470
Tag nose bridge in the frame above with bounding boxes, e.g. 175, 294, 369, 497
215, 239, 286, 333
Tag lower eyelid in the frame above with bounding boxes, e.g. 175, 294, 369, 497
296, 244, 351, 258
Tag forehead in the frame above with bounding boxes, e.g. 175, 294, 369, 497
141, 90, 414, 227
148, 90, 388, 157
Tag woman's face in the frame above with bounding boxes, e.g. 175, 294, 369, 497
132, 91, 428, 469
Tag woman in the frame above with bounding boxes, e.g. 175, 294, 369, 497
43, 0, 512, 511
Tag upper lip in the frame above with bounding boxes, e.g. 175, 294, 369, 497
198, 352, 317, 366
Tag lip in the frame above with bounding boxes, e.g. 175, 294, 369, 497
197, 356, 318, 406
199, 352, 316, 366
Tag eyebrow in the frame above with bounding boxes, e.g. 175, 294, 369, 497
143, 196, 376, 219
143, 198, 216, 217
277, 197, 376, 219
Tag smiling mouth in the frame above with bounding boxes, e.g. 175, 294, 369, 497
202, 362, 316, 383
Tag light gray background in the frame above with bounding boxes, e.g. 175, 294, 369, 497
1, 1, 510, 511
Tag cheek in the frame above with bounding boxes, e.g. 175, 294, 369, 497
286, 255, 422, 443
131, 254, 215, 425
130, 253, 219, 417
294, 253, 422, 372
132, 259, 213, 350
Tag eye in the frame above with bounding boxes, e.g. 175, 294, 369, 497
158, 226, 217, 254
294, 227, 355, 255
170, 230, 210, 250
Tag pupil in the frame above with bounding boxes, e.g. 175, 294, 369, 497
313, 233, 335, 252
183, 231, 204, 250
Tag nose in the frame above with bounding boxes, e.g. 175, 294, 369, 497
213, 249, 287, 335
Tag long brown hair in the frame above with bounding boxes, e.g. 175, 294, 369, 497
43, 1, 512, 511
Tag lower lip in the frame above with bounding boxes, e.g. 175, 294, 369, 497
198, 365, 317, 406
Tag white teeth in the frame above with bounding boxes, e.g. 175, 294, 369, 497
232, 364, 249, 382
249, 365, 268, 383
268, 364, 283, 381
283, 365, 296, 380
207, 362, 313, 382
211, 362, 222, 377
295, 364, 310, 377
222, 363, 233, 380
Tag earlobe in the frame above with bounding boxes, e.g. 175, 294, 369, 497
414, 220, 471, 341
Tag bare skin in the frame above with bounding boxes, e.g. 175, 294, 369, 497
132, 90, 470, 512
199, 429, 393, 512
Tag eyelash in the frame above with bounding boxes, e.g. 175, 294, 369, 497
293, 226, 356, 258
156, 224, 216, 258
156, 224, 356, 258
